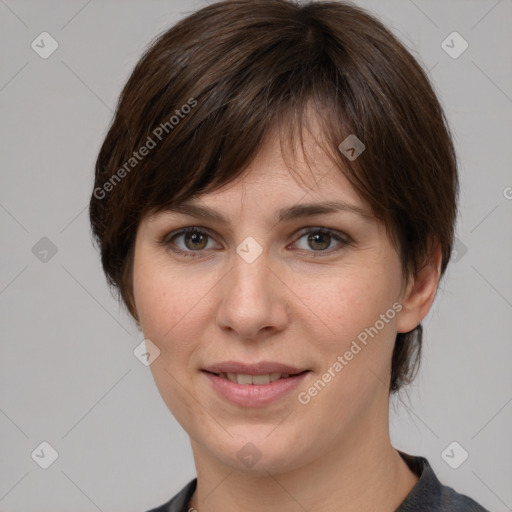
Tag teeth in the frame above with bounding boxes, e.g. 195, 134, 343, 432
226, 372, 238, 383
237, 374, 253, 385
219, 372, 292, 384
252, 374, 270, 385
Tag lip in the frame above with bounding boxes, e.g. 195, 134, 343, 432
202, 370, 310, 407
202, 361, 308, 375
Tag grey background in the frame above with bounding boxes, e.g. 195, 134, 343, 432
1, 0, 511, 511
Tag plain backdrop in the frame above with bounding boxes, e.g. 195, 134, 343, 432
1, 0, 511, 511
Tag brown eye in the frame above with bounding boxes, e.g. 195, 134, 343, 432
292, 228, 349, 257
307, 231, 332, 251
183, 230, 208, 250
162, 227, 217, 258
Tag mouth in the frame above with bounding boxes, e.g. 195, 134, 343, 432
201, 363, 311, 407
203, 370, 309, 385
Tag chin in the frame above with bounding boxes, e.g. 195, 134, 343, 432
202, 428, 313, 476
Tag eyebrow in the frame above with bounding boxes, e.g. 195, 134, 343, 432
159, 200, 372, 224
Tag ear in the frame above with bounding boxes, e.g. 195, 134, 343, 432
396, 245, 442, 334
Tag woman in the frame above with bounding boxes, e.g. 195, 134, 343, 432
89, 1, 489, 510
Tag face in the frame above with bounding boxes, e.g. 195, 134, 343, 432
132, 125, 416, 475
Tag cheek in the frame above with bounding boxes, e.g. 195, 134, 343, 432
132, 252, 225, 373
293, 270, 399, 430
133, 252, 193, 356
298, 263, 400, 350
134, 246, 194, 330
292, 263, 402, 416
132, 254, 210, 425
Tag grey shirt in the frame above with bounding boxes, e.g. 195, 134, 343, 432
145, 451, 489, 512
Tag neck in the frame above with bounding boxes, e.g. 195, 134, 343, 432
188, 396, 418, 512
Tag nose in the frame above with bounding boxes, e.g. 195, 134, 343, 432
215, 249, 289, 341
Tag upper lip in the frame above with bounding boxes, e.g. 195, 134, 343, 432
202, 361, 308, 375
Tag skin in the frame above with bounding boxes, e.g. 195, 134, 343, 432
132, 120, 442, 512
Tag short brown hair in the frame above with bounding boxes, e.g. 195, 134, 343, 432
89, 0, 458, 393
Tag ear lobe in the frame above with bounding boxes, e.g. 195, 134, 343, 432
396, 245, 442, 334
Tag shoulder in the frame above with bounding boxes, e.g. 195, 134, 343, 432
437, 483, 490, 511
396, 451, 489, 512
144, 478, 197, 512
144, 459, 491, 512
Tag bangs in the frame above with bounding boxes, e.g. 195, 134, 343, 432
132, 37, 359, 221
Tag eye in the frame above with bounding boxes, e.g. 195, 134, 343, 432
291, 228, 349, 256
161, 227, 219, 258
160, 226, 350, 259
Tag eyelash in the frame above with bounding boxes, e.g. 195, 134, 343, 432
159, 226, 351, 259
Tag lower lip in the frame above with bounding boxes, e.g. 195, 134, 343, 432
203, 371, 309, 407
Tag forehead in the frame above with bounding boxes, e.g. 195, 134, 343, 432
199, 122, 364, 207
143, 130, 373, 230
